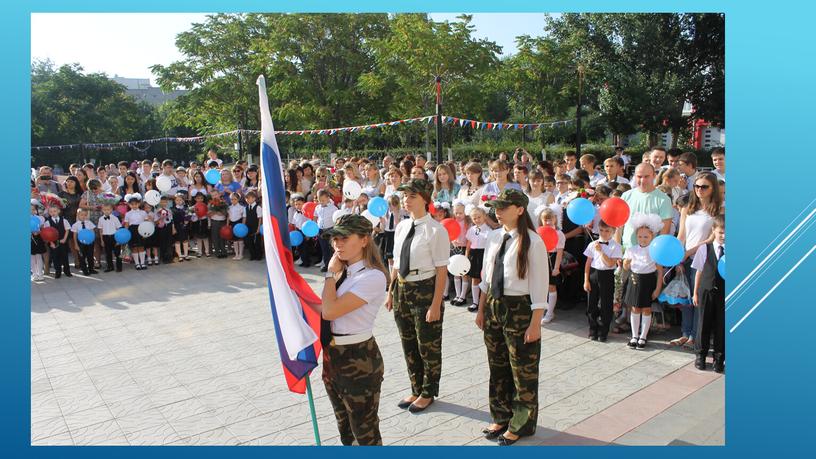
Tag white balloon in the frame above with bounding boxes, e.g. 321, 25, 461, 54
448, 254, 471, 277
138, 221, 156, 238
156, 175, 173, 192
342, 180, 362, 200
144, 190, 161, 206
361, 209, 380, 227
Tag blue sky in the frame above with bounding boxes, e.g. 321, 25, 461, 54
31, 13, 550, 85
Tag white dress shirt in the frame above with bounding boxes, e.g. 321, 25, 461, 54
623, 244, 657, 274
392, 213, 450, 281
316, 203, 339, 229
583, 239, 622, 270
478, 228, 550, 310
71, 220, 96, 233
691, 241, 724, 271
123, 209, 148, 226
332, 260, 387, 335
596, 175, 630, 186
465, 223, 492, 250
228, 204, 246, 222
97, 214, 122, 235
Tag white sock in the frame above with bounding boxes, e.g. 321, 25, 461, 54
547, 291, 557, 316
31, 255, 44, 276
630, 312, 642, 339
471, 284, 481, 305
639, 315, 652, 340
444, 278, 449, 297
135, 252, 142, 265
454, 276, 463, 299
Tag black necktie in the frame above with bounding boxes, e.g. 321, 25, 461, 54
104, 216, 110, 220
321, 269, 348, 349
491, 233, 513, 297
388, 212, 395, 230
718, 245, 724, 259
399, 222, 417, 279
81, 222, 86, 229
598, 241, 609, 245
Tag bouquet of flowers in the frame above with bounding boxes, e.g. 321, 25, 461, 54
97, 192, 121, 207
208, 197, 228, 215
38, 192, 68, 210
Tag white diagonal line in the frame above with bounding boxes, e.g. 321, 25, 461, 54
730, 244, 816, 333
726, 206, 816, 307
754, 197, 816, 260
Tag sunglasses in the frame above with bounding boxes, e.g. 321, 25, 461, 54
694, 184, 711, 190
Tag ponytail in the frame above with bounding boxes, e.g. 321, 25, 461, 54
516, 208, 536, 279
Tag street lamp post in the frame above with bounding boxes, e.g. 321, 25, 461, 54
576, 63, 585, 156
435, 75, 443, 165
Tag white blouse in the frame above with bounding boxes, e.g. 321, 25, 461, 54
332, 260, 387, 335
392, 213, 450, 281
623, 245, 657, 274
478, 228, 550, 310
684, 209, 714, 250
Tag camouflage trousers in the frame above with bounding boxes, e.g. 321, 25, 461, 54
392, 276, 444, 398
321, 337, 384, 446
483, 292, 541, 437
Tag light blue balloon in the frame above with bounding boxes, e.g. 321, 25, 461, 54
114, 228, 131, 245
301, 220, 319, 238
30, 215, 41, 233
205, 169, 221, 185
368, 196, 388, 218
233, 223, 249, 238
259, 224, 264, 236
566, 198, 595, 226
649, 234, 684, 267
78, 228, 96, 245
718, 256, 725, 279
289, 230, 304, 247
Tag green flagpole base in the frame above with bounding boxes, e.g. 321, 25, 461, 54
305, 375, 321, 446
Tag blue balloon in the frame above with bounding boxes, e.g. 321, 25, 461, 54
566, 198, 596, 226
289, 230, 304, 247
301, 220, 319, 238
30, 215, 41, 233
259, 224, 264, 236
205, 169, 221, 185
368, 196, 388, 218
114, 228, 131, 245
718, 256, 725, 279
78, 228, 96, 245
233, 223, 249, 238
649, 234, 684, 267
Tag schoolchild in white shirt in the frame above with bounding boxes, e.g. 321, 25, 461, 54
97, 203, 123, 272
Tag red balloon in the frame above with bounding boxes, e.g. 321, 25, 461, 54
428, 202, 436, 216
599, 197, 630, 227
116, 203, 129, 216
40, 226, 59, 243
537, 226, 559, 252
219, 225, 234, 240
302, 201, 318, 219
441, 218, 461, 241
194, 202, 208, 218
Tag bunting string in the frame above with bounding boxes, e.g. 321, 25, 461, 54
31, 115, 574, 151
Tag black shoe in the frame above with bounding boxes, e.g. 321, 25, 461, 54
497, 435, 519, 446
468, 304, 479, 312
408, 397, 434, 413
598, 335, 608, 343
636, 339, 647, 350
64, 271, 72, 277
54, 272, 61, 279
695, 353, 707, 371
89, 269, 99, 274
104, 267, 114, 273
627, 338, 638, 349
483, 425, 508, 440
320, 266, 328, 272
589, 332, 598, 341
713, 353, 725, 373
82, 270, 90, 276
397, 397, 416, 409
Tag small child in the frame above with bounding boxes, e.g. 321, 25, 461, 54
190, 193, 210, 257
43, 204, 72, 278
97, 203, 123, 272
622, 213, 665, 350
583, 220, 623, 341
155, 196, 174, 264
31, 201, 47, 281
289, 193, 314, 266
227, 192, 247, 260
432, 201, 451, 222
315, 189, 338, 271
171, 194, 191, 262
208, 190, 228, 258
377, 194, 404, 270
464, 206, 491, 312
123, 193, 149, 270
143, 202, 161, 265
71, 208, 98, 276
450, 200, 470, 306
539, 205, 565, 324
244, 191, 263, 261
692, 214, 725, 373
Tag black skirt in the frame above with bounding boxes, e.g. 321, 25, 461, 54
548, 252, 562, 286
173, 222, 189, 242
31, 234, 47, 255
467, 248, 485, 279
143, 226, 160, 248
190, 219, 209, 239
128, 224, 143, 248
229, 219, 243, 241
623, 271, 658, 308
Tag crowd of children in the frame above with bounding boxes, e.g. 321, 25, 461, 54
31, 145, 726, 373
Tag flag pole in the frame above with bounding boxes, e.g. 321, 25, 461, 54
305, 375, 321, 445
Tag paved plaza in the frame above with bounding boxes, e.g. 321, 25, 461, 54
31, 257, 724, 446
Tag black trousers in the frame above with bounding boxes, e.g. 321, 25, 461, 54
102, 235, 122, 270
158, 226, 173, 262
78, 242, 95, 273
587, 268, 615, 337
246, 232, 263, 260
318, 229, 334, 268
699, 289, 725, 359
49, 243, 70, 275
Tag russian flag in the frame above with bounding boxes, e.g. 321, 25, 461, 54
256, 75, 323, 394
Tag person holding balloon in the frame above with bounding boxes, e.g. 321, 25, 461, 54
244, 191, 264, 261
621, 213, 665, 350
43, 204, 73, 278
315, 189, 339, 272
208, 189, 229, 259
71, 208, 99, 276
190, 193, 210, 258
691, 214, 725, 373
464, 206, 491, 312
227, 192, 247, 261
475, 188, 548, 445
171, 194, 192, 262
97, 203, 123, 272
30, 201, 47, 282
537, 206, 565, 324
123, 194, 148, 270
582, 220, 623, 342
449, 201, 471, 306
388, 178, 450, 413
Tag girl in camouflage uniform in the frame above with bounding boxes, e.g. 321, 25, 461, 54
320, 214, 390, 445
475, 188, 549, 446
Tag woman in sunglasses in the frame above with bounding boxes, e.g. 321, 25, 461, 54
673, 172, 723, 349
